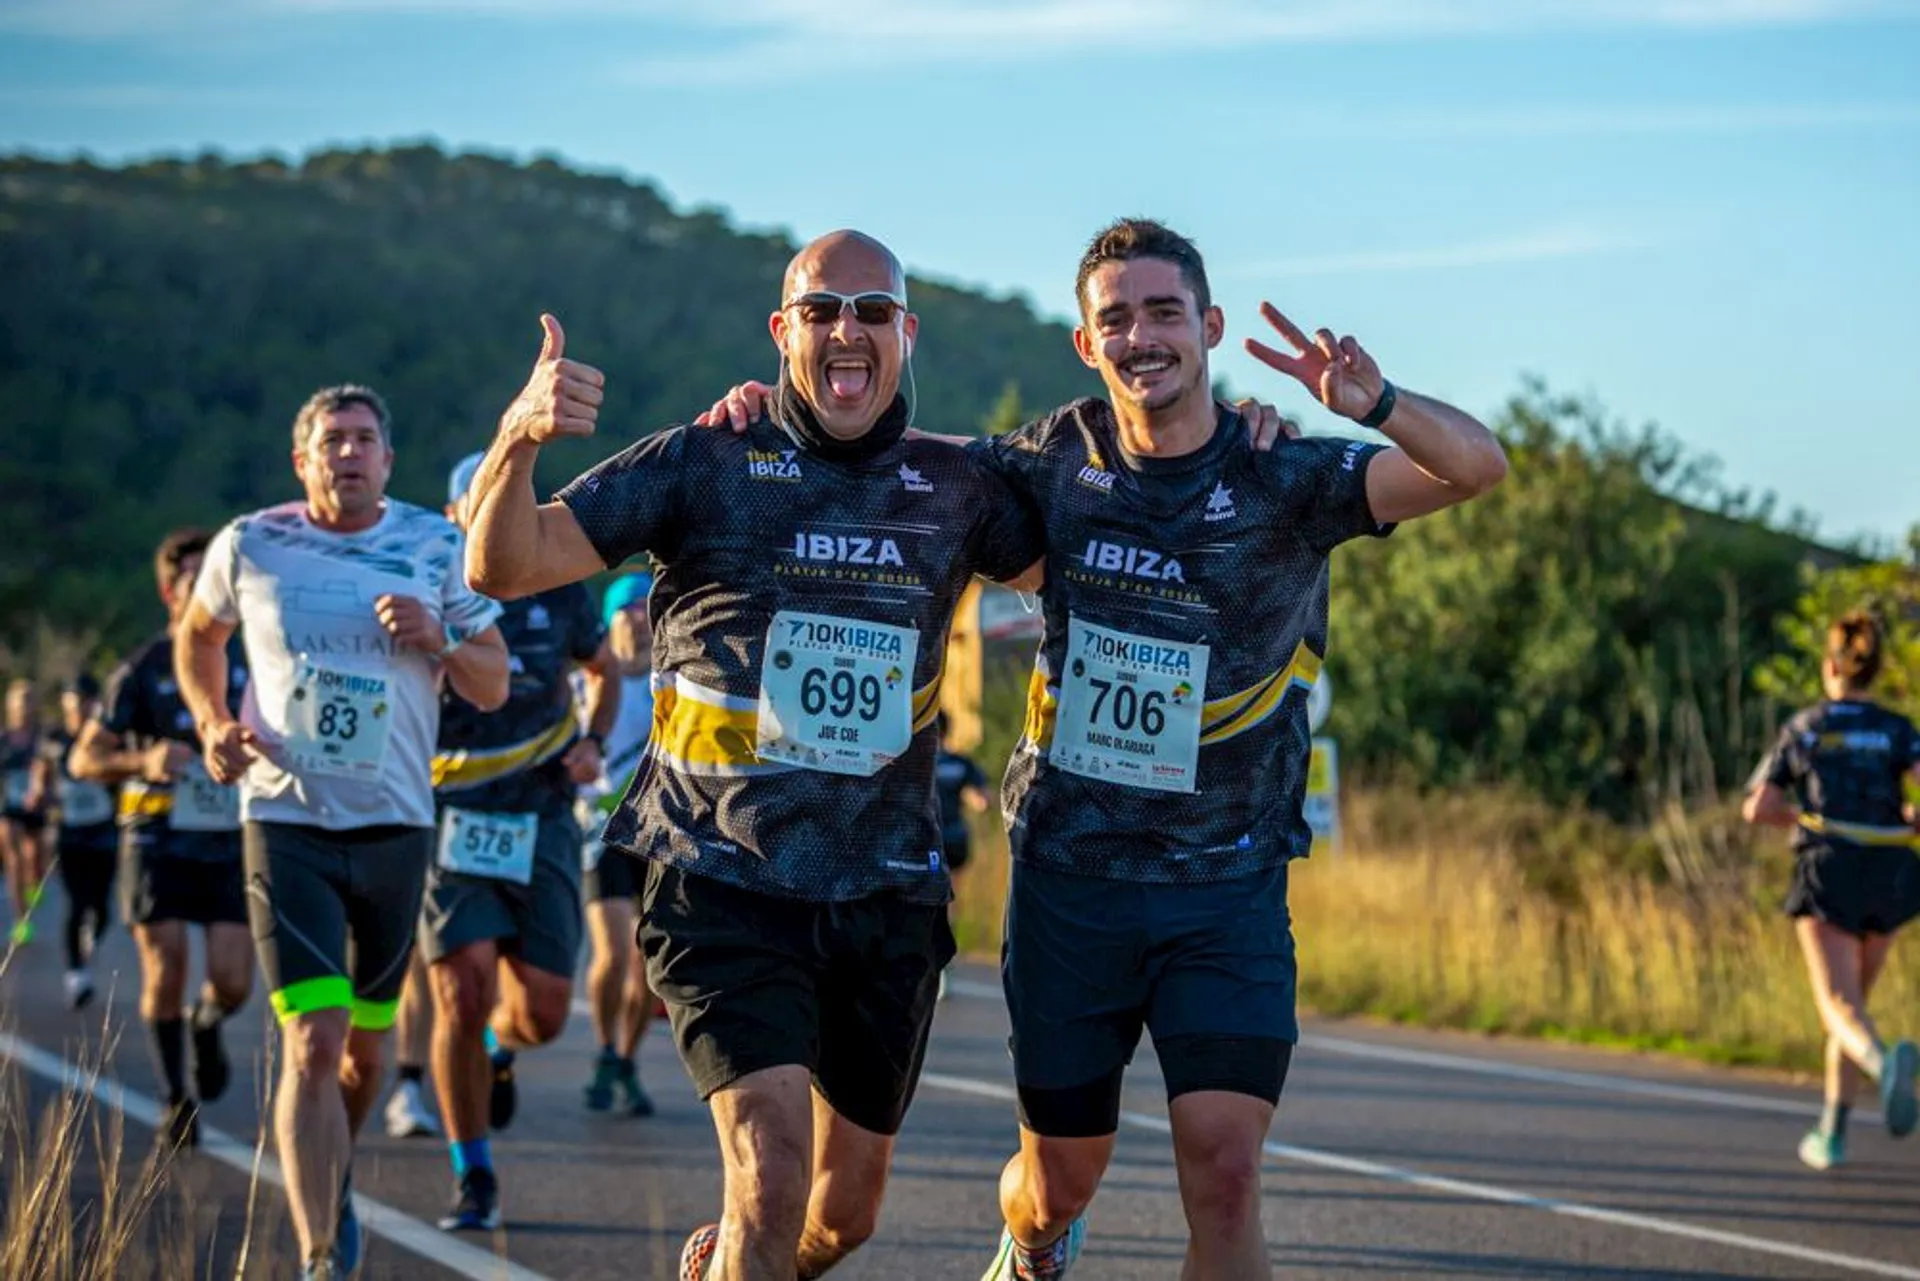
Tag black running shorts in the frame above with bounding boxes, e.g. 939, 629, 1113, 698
243, 820, 432, 1031
639, 861, 952, 1136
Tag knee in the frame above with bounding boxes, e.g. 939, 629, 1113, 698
1174, 1131, 1265, 1232
522, 983, 571, 1046
341, 1029, 386, 1092
285, 1014, 349, 1085
812, 1197, 881, 1256
718, 1102, 813, 1222
430, 957, 494, 1034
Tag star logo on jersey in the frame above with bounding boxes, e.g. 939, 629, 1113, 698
747, 449, 802, 482
527, 603, 550, 630
898, 464, 935, 494
1203, 481, 1237, 523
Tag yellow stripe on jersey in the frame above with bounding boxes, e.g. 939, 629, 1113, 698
1799, 813, 1920, 848
118, 783, 172, 820
655, 672, 945, 777
432, 710, 578, 792
1023, 640, 1323, 752
1200, 642, 1321, 746
1023, 667, 1059, 749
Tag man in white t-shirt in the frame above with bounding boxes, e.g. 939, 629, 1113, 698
175, 384, 509, 1281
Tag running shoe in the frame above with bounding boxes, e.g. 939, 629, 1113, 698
584, 1049, 621, 1112
300, 1258, 341, 1281
489, 1048, 518, 1131
188, 1003, 230, 1103
384, 1079, 441, 1138
617, 1057, 655, 1118
980, 1219, 1086, 1280
438, 1167, 502, 1232
1881, 1039, 1918, 1138
62, 968, 94, 1011
1798, 1127, 1846, 1171
159, 1098, 199, 1153
680, 1223, 719, 1281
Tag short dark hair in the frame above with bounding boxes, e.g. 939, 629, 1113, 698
154, 526, 212, 596
1075, 218, 1212, 317
291, 384, 392, 452
1827, 610, 1883, 689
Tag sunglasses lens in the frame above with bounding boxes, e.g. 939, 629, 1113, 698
851, 295, 901, 325
794, 295, 843, 325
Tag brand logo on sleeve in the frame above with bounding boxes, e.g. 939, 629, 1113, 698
747, 449, 803, 482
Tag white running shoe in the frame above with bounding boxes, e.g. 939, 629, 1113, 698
384, 1079, 440, 1138
63, 969, 94, 1011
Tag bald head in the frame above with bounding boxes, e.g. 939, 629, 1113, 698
783, 229, 905, 302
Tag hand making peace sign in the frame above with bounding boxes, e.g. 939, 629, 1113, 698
1244, 302, 1389, 425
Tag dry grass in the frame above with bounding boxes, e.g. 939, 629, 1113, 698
954, 786, 1920, 1072
0, 1025, 194, 1280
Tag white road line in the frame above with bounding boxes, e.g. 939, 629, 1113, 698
918, 1070, 1920, 1281
939, 977, 1860, 1123
0, 1031, 554, 1281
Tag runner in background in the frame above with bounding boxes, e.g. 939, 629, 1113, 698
176, 385, 508, 1279
3, 678, 50, 946
580, 569, 660, 1116
1743, 609, 1920, 1170
931, 721, 990, 1001
69, 527, 255, 1150
421, 450, 618, 1232
49, 674, 118, 1008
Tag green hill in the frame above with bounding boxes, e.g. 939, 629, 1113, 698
0, 144, 1098, 649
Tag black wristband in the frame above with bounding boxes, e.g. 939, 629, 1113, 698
1358, 380, 1398, 430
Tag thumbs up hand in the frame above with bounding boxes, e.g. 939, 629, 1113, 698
501, 313, 606, 446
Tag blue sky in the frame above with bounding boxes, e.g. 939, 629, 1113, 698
3, 0, 1916, 547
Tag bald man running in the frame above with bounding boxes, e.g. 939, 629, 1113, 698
465, 230, 1047, 1280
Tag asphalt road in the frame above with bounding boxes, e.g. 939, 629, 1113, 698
3, 891, 1918, 1280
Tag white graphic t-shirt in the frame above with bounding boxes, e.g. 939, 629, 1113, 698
194, 500, 502, 830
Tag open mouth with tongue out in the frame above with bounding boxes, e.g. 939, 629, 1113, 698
823, 356, 874, 403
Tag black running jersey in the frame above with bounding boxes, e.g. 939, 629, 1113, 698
434, 583, 603, 816
100, 630, 250, 858
971, 398, 1392, 883
557, 419, 1044, 904
1751, 699, 1920, 854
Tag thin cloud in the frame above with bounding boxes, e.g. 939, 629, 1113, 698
6, 0, 1913, 43
1238, 225, 1659, 279
1348, 101, 1920, 138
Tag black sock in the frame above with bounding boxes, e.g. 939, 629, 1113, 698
63, 910, 86, 970
150, 1018, 188, 1104
399, 1064, 424, 1085
1821, 1102, 1851, 1138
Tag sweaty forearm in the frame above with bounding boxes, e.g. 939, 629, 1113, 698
464, 434, 548, 597
1376, 389, 1507, 494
